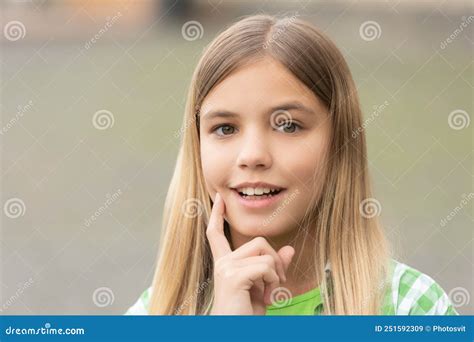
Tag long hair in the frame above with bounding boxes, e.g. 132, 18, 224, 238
148, 14, 390, 315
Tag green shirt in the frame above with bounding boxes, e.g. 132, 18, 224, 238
266, 287, 322, 315
125, 259, 459, 315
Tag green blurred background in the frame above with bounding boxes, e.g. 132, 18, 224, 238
1, 0, 472, 314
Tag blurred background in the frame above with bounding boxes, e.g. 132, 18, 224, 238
0, 0, 472, 315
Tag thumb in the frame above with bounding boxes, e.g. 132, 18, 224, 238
277, 245, 295, 274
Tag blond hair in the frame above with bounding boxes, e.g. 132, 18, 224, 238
148, 14, 390, 315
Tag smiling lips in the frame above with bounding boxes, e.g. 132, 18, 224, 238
230, 182, 287, 209
232, 181, 284, 192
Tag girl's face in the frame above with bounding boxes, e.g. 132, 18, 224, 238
199, 57, 331, 244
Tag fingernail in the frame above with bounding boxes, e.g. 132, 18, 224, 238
215, 193, 220, 203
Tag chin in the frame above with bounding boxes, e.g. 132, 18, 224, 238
229, 218, 292, 239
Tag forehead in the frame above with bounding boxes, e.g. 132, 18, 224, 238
200, 57, 326, 117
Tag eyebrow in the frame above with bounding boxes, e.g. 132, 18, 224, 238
201, 101, 315, 121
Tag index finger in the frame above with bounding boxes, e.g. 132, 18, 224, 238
206, 193, 232, 259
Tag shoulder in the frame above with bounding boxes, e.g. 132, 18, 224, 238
124, 287, 152, 315
384, 259, 458, 315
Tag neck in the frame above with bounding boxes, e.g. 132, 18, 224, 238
228, 223, 320, 296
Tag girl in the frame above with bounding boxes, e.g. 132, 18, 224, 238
126, 15, 457, 315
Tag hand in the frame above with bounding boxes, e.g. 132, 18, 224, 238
206, 192, 295, 315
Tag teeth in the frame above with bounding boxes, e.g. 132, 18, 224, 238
237, 187, 280, 196
244, 187, 255, 196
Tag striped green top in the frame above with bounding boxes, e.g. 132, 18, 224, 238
125, 259, 458, 315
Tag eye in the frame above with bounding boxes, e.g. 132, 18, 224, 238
275, 121, 301, 134
213, 124, 236, 136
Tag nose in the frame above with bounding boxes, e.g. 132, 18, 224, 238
236, 129, 272, 170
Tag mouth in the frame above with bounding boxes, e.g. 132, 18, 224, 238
233, 188, 284, 199
230, 186, 287, 209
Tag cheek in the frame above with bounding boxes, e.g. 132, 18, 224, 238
200, 140, 233, 193
277, 138, 329, 207
280, 145, 326, 185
